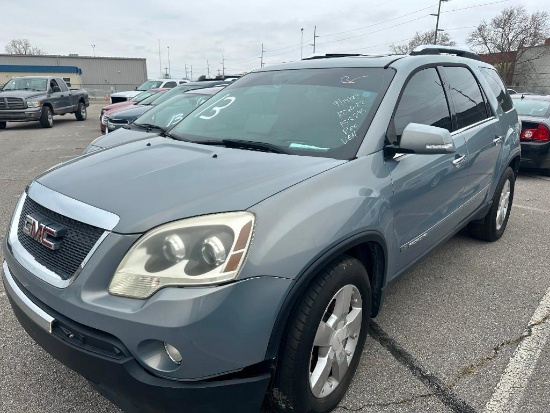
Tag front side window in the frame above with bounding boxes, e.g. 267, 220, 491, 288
443, 66, 488, 130
169, 68, 395, 159
393, 67, 452, 139
163, 81, 177, 88
479, 67, 513, 112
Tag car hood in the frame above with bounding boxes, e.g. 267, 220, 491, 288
110, 91, 140, 98
0, 90, 45, 99
37, 137, 344, 233
86, 127, 159, 152
103, 101, 135, 112
110, 105, 151, 120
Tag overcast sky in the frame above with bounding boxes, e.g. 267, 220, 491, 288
2, 0, 549, 80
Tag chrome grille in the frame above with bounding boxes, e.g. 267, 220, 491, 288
17, 197, 104, 280
0, 97, 26, 109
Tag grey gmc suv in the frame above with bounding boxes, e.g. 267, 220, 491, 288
2, 46, 520, 413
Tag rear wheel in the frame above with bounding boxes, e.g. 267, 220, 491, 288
468, 166, 515, 241
39, 106, 53, 128
0, 121, 6, 129
75, 101, 87, 121
271, 255, 371, 413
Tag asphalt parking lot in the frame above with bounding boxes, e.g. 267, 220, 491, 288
0, 102, 549, 413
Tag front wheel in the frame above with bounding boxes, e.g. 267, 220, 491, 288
75, 101, 87, 121
468, 166, 515, 241
271, 255, 371, 413
39, 106, 53, 128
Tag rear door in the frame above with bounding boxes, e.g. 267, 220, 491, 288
441, 66, 501, 211
385, 66, 473, 274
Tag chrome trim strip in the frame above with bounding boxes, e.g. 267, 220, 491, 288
8, 192, 110, 288
451, 117, 497, 136
27, 181, 119, 231
400, 183, 490, 251
2, 260, 55, 333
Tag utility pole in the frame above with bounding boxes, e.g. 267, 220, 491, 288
167, 46, 171, 78
431, 0, 449, 44
207, 60, 210, 78
164, 67, 169, 78
221, 54, 225, 77
185, 64, 188, 80
91, 44, 96, 57
190, 65, 193, 81
313, 26, 319, 53
158, 39, 162, 78
300, 28, 304, 59
260, 43, 264, 67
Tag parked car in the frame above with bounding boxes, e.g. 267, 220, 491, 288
2, 46, 520, 413
103, 90, 170, 133
103, 82, 231, 134
0, 76, 88, 128
85, 87, 223, 153
511, 93, 550, 175
99, 88, 168, 134
110, 79, 187, 103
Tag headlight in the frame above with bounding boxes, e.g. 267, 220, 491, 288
108, 212, 255, 299
26, 100, 42, 108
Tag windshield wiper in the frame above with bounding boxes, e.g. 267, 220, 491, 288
133, 123, 165, 132
197, 139, 292, 154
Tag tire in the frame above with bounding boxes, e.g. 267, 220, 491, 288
75, 101, 87, 121
271, 255, 371, 413
39, 106, 53, 128
468, 166, 515, 242
0, 121, 6, 129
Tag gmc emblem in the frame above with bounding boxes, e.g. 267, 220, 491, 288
23, 214, 66, 250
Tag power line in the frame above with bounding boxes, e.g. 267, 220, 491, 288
441, 0, 512, 14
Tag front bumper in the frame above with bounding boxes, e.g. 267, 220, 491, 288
0, 108, 41, 122
520, 141, 550, 170
2, 260, 273, 413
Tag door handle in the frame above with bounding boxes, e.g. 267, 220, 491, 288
493, 136, 503, 145
452, 155, 466, 167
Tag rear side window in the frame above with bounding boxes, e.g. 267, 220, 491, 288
479, 67, 514, 112
393, 67, 452, 138
443, 66, 488, 130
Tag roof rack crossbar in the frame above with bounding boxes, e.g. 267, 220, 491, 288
410, 45, 482, 61
302, 53, 393, 60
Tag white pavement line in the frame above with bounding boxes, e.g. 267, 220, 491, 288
513, 204, 549, 214
484, 287, 550, 413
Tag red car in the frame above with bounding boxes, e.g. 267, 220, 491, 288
99, 88, 168, 133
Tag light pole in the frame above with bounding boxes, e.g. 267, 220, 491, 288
158, 39, 162, 78
91, 44, 96, 57
431, 0, 449, 44
300, 28, 304, 60
167, 46, 171, 78
312, 26, 319, 53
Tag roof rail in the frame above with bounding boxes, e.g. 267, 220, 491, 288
302, 53, 392, 60
410, 45, 482, 61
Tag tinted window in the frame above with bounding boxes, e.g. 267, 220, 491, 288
444, 66, 488, 130
479, 67, 513, 112
393, 67, 451, 138
163, 81, 177, 88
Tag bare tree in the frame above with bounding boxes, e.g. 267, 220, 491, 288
5, 38, 46, 55
467, 6, 550, 85
390, 30, 455, 54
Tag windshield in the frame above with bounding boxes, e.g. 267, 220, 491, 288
2, 77, 48, 91
169, 68, 394, 159
512, 98, 550, 118
148, 84, 218, 106
135, 92, 215, 129
140, 91, 167, 105
137, 80, 163, 91
131, 90, 157, 103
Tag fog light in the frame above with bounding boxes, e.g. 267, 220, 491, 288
164, 343, 182, 365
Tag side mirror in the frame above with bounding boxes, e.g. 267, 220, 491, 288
135, 86, 138, 90
398, 123, 455, 154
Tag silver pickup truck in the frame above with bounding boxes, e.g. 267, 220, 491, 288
0, 76, 89, 129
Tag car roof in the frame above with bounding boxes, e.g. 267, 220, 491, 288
183, 86, 225, 95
